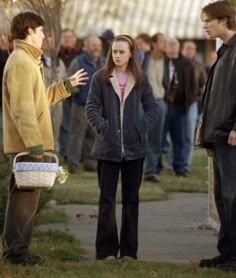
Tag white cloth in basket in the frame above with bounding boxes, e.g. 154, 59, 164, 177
15, 162, 59, 172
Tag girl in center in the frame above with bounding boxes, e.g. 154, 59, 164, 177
86, 35, 158, 260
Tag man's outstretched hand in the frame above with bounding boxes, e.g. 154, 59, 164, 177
69, 68, 89, 87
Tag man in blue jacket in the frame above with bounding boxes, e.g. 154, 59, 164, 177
67, 35, 105, 173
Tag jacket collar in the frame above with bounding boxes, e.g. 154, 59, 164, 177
109, 69, 135, 103
224, 33, 236, 46
14, 39, 43, 65
216, 34, 236, 57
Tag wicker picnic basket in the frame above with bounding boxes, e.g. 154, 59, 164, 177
13, 152, 59, 190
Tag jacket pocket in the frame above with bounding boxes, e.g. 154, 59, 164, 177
221, 119, 234, 132
135, 119, 147, 144
98, 120, 110, 141
135, 127, 142, 143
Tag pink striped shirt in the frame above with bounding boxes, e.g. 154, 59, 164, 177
116, 72, 128, 103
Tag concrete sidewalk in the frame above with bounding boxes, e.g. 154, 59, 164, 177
39, 193, 218, 263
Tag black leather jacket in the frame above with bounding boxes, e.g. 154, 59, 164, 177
85, 69, 158, 162
199, 34, 236, 147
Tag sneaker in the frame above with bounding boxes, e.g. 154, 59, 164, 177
199, 254, 229, 268
144, 175, 160, 183
5, 254, 41, 265
103, 255, 117, 262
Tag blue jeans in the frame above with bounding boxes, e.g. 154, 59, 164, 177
144, 99, 167, 177
163, 133, 173, 170
213, 143, 236, 257
165, 104, 188, 174
186, 102, 198, 171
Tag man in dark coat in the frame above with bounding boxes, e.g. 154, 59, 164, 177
198, 1, 236, 271
163, 38, 196, 176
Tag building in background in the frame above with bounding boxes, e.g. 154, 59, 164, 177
62, 0, 215, 65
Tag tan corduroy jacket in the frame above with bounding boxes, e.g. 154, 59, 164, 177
2, 40, 70, 154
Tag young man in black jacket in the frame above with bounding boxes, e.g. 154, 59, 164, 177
199, 0, 236, 271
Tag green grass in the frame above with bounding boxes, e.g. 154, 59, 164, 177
30, 230, 81, 262
52, 170, 167, 205
0, 228, 234, 277
51, 149, 208, 205
0, 226, 233, 278
35, 208, 68, 225
1, 249, 236, 278
158, 149, 208, 193
0, 149, 218, 277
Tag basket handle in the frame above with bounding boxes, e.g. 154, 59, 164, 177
13, 151, 59, 169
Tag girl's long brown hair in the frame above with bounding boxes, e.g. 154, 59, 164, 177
102, 35, 144, 88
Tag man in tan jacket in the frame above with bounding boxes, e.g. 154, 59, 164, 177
2, 12, 88, 265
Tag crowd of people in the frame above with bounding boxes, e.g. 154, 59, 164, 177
1, 0, 236, 273
57, 30, 206, 179
0, 23, 207, 179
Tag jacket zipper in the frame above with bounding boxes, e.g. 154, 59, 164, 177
200, 60, 218, 141
120, 101, 125, 157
